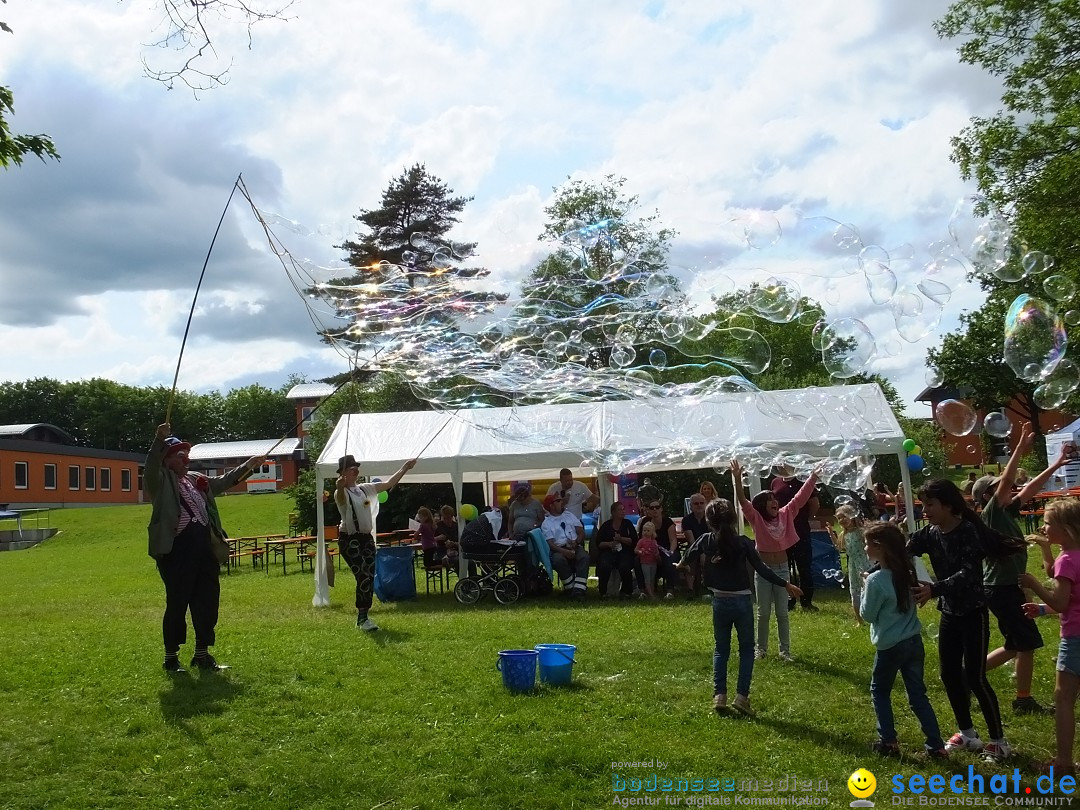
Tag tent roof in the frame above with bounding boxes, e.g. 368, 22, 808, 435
190, 438, 301, 460
1047, 417, 1080, 439
315, 384, 904, 483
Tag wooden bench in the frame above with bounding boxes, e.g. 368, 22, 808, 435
299, 546, 340, 573
227, 548, 266, 572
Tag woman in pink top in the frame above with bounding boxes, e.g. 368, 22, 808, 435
730, 459, 820, 662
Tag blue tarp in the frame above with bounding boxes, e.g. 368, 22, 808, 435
811, 531, 843, 589
374, 547, 417, 602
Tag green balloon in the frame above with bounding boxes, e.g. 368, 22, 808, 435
902, 438, 916, 452
377, 490, 388, 504
460, 504, 478, 521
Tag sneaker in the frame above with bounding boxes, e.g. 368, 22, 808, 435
162, 659, 186, 674
190, 654, 227, 671
754, 649, 766, 660
778, 651, 795, 663
664, 591, 675, 601
788, 598, 797, 610
359, 618, 380, 632
712, 693, 728, 713
1013, 696, 1054, 715
982, 741, 1012, 762
945, 732, 984, 753
801, 604, 820, 613
924, 748, 949, 760
871, 740, 901, 758
732, 694, 755, 717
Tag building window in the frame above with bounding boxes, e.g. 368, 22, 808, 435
85, 467, 96, 491
301, 406, 314, 426
121, 469, 131, 491
137, 467, 144, 493
100, 467, 111, 491
44, 464, 57, 490
69, 465, 80, 490
276, 463, 283, 481
14, 461, 27, 489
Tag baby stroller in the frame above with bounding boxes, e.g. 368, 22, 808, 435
454, 541, 528, 605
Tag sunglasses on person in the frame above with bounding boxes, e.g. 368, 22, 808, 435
647, 503, 661, 510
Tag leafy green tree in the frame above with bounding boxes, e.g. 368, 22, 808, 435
221, 383, 293, 441
936, 0, 1080, 211
315, 164, 504, 359
0, 9, 58, 169
525, 174, 676, 306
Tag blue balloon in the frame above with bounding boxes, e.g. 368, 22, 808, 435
906, 454, 925, 473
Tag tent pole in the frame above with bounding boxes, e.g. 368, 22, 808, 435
452, 466, 465, 578
897, 451, 916, 534
313, 468, 330, 607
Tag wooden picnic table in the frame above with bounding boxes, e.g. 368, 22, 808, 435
264, 535, 316, 575
375, 529, 415, 547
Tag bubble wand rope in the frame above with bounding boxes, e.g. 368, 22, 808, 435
416, 411, 457, 458
165, 173, 243, 424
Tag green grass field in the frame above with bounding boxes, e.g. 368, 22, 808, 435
0, 494, 1070, 809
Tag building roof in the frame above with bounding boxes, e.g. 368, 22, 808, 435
0, 423, 74, 443
189, 438, 302, 460
913, 385, 970, 403
286, 383, 337, 400
0, 438, 144, 462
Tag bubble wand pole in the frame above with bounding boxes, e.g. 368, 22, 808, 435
165, 174, 243, 425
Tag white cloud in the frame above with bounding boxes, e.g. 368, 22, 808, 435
0, 0, 1013, 415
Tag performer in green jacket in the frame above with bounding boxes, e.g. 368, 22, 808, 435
145, 422, 262, 673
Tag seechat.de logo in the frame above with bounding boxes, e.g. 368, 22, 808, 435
848, 767, 877, 807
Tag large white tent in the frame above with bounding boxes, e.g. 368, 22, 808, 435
1046, 418, 1080, 489
310, 383, 914, 605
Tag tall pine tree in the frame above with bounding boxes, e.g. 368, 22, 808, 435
316, 164, 504, 353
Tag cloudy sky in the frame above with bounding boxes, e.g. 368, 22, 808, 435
0, 0, 1003, 415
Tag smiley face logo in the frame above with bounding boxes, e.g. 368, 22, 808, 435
847, 768, 876, 799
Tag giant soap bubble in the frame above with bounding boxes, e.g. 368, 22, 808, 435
819, 318, 876, 379
983, 411, 1011, 439
934, 399, 978, 436
1003, 294, 1067, 383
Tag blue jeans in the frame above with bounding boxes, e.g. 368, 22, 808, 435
713, 594, 755, 697
871, 634, 944, 750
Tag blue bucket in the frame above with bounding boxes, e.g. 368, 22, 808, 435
535, 643, 576, 686
496, 649, 538, 693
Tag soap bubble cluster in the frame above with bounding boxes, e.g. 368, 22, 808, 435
245, 183, 1076, 474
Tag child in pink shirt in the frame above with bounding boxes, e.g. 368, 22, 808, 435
730, 459, 820, 661
635, 521, 661, 599
1021, 498, 1080, 776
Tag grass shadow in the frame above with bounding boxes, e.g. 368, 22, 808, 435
159, 672, 247, 740
369, 627, 412, 646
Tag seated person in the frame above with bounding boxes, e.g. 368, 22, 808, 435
595, 502, 637, 598
434, 504, 460, 567
681, 493, 710, 592
509, 483, 544, 541
541, 493, 588, 601
413, 507, 443, 568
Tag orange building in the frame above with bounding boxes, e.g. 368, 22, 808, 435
286, 382, 337, 464
915, 386, 1074, 467
0, 424, 145, 508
